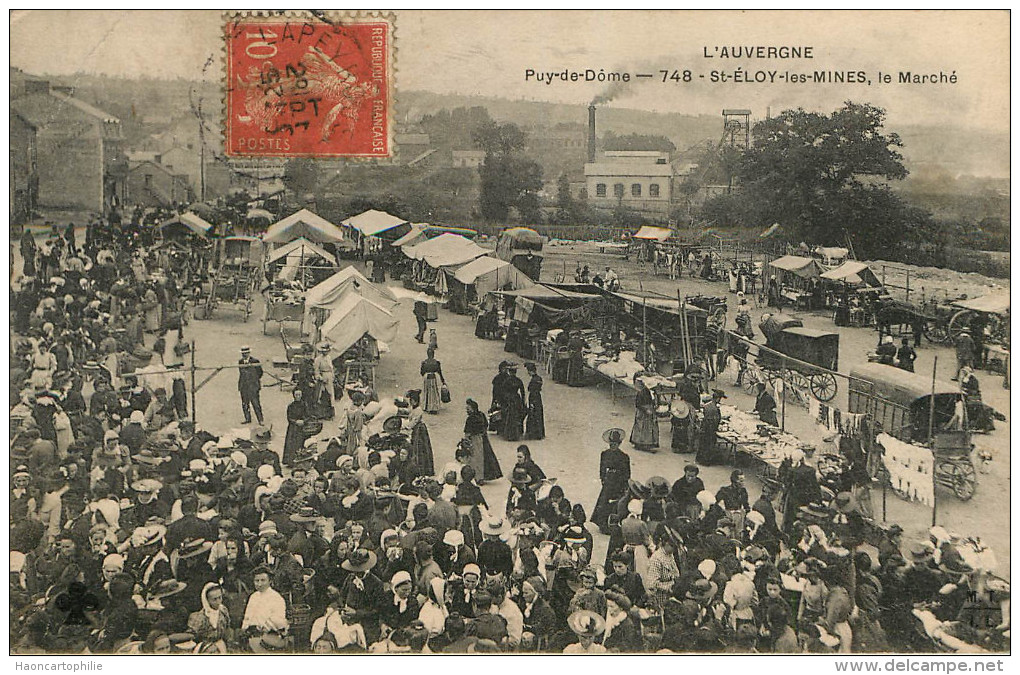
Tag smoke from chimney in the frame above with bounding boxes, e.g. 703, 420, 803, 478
587, 105, 597, 163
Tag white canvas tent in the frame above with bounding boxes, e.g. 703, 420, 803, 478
306, 266, 396, 307
264, 209, 347, 244
452, 256, 535, 295
266, 237, 337, 266
404, 233, 487, 268
391, 223, 429, 248
820, 260, 882, 287
342, 209, 409, 237
632, 226, 672, 242
319, 292, 399, 355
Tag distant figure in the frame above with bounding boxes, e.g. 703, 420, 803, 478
896, 337, 917, 372
238, 345, 264, 425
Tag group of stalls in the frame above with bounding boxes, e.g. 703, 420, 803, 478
765, 254, 886, 319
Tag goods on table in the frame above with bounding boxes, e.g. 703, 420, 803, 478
717, 404, 806, 467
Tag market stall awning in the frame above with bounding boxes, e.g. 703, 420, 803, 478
305, 266, 397, 311
453, 256, 536, 295
391, 223, 428, 247
768, 255, 822, 278
267, 237, 337, 266
264, 209, 347, 244
815, 246, 849, 262
632, 226, 673, 242
160, 212, 213, 237
342, 209, 409, 236
319, 293, 399, 355
955, 292, 1010, 315
820, 261, 881, 287
404, 233, 489, 267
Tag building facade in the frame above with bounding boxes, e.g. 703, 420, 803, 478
584, 150, 674, 214
125, 160, 193, 207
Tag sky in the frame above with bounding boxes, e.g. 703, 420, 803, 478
9, 10, 1010, 133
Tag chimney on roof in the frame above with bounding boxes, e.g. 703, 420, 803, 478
587, 104, 597, 163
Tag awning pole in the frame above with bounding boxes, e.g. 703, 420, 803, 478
929, 355, 939, 527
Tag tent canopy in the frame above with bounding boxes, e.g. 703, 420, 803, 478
161, 212, 213, 237
452, 256, 536, 295
264, 209, 346, 244
815, 246, 849, 263
404, 233, 488, 268
633, 226, 673, 242
769, 255, 822, 278
266, 237, 337, 266
391, 223, 428, 247
342, 209, 409, 236
319, 293, 399, 355
955, 292, 1010, 315
820, 260, 881, 287
305, 266, 397, 312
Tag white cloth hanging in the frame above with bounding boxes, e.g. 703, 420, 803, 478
878, 433, 935, 506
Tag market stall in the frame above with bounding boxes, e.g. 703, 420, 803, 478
304, 266, 398, 338
446, 255, 536, 314
341, 209, 412, 256
403, 233, 488, 293
265, 236, 338, 287
495, 227, 545, 281
264, 208, 351, 247
764, 255, 823, 309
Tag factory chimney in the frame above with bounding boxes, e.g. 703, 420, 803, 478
587, 104, 597, 163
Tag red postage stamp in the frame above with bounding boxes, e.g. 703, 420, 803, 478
224, 12, 393, 158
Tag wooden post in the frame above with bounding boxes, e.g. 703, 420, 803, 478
905, 270, 910, 303
929, 355, 938, 527
780, 357, 787, 432
190, 340, 197, 423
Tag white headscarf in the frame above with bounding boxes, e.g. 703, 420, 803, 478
201, 582, 222, 628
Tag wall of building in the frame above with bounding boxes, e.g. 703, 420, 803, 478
35, 123, 104, 211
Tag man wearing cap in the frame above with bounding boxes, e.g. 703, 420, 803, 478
119, 410, 147, 454
237, 346, 264, 425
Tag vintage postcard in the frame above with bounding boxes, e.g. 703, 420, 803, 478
8, 9, 1010, 662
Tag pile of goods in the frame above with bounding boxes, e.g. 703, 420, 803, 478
717, 404, 806, 467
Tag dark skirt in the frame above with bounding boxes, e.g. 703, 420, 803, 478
502, 398, 525, 442
283, 423, 306, 465
670, 417, 691, 453
410, 421, 435, 476
630, 407, 659, 448
525, 393, 545, 440
470, 432, 503, 481
592, 477, 627, 530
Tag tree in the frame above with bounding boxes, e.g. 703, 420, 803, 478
473, 121, 543, 222
725, 101, 927, 258
282, 158, 320, 197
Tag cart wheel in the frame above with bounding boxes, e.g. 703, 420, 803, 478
787, 371, 810, 391
809, 373, 838, 402
924, 322, 951, 345
948, 310, 973, 343
951, 461, 977, 501
742, 376, 760, 396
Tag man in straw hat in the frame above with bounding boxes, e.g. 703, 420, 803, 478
563, 609, 607, 653
313, 341, 336, 418
591, 427, 631, 534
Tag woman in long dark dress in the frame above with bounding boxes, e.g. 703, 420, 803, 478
591, 428, 631, 534
502, 364, 526, 442
283, 389, 307, 466
513, 445, 546, 490
524, 362, 545, 440
405, 390, 435, 476
464, 398, 503, 482
420, 347, 446, 414
629, 380, 659, 452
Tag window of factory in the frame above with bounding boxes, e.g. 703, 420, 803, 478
596, 183, 607, 197
631, 183, 642, 197
613, 183, 624, 198
649, 183, 660, 198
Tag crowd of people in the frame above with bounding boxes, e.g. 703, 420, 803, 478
8, 221, 1010, 656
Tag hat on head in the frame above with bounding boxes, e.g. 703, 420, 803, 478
746, 510, 766, 527
341, 549, 378, 573
336, 454, 354, 470
462, 563, 481, 578
627, 479, 651, 499
390, 570, 412, 588
178, 538, 213, 559
697, 559, 716, 580
696, 490, 716, 509
188, 459, 208, 473
240, 345, 251, 353
131, 478, 163, 494
132, 449, 165, 466
291, 506, 321, 523
102, 553, 125, 571
253, 426, 272, 442
909, 541, 936, 560
523, 576, 546, 597
627, 499, 644, 517
258, 521, 279, 537
647, 475, 669, 497
150, 579, 187, 600
229, 451, 248, 467
567, 610, 606, 638
257, 465, 275, 482
443, 529, 465, 547
131, 525, 167, 548
509, 466, 532, 486
316, 341, 331, 353
480, 517, 508, 536
887, 524, 904, 536
686, 578, 718, 603
382, 416, 403, 434
835, 492, 857, 514
684, 464, 700, 475
578, 565, 598, 580
711, 389, 727, 399
602, 427, 625, 444
929, 526, 952, 545
129, 410, 145, 424
563, 526, 587, 545
13, 465, 31, 480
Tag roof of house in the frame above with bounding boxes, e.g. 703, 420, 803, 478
50, 91, 119, 124
584, 163, 673, 177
